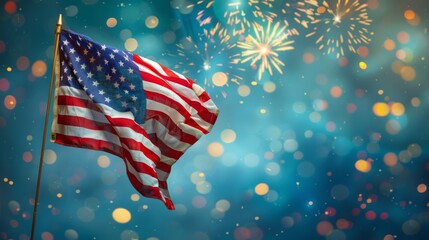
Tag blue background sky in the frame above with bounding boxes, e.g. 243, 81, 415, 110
1, 0, 429, 239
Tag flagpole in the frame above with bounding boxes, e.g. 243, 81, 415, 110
30, 14, 62, 240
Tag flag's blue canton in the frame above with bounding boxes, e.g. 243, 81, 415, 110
59, 29, 146, 124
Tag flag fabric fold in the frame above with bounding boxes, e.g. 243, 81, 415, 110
51, 29, 219, 210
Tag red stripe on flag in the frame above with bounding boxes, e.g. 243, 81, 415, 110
146, 109, 199, 144
55, 132, 160, 179
148, 133, 183, 160
141, 71, 217, 125
156, 161, 172, 174
57, 115, 114, 132
145, 90, 209, 134
58, 95, 100, 112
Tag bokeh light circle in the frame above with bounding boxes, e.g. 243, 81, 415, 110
64, 229, 79, 240
16, 56, 30, 71
112, 208, 131, 224
0, 78, 9, 91
265, 162, 280, 176
215, 199, 231, 212
32, 60, 47, 77
106, 17, 117, 28
373, 102, 389, 117
76, 207, 95, 222
43, 149, 57, 165
237, 85, 251, 97
65, 5, 79, 17
212, 72, 228, 87
220, 129, 236, 143
124, 38, 138, 52
97, 155, 110, 168
355, 159, 371, 173
331, 185, 350, 201
255, 183, 269, 196
297, 161, 315, 178
207, 142, 224, 157
4, 1, 17, 14
145, 16, 159, 29
4, 95, 16, 110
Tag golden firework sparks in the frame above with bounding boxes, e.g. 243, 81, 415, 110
306, 0, 373, 58
196, 0, 277, 35
281, 0, 318, 35
237, 22, 294, 80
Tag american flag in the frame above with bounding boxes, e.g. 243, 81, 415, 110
51, 29, 219, 210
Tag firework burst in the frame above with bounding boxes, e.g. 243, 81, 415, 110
196, 0, 277, 35
280, 0, 319, 36
237, 22, 294, 80
174, 23, 244, 97
306, 0, 373, 58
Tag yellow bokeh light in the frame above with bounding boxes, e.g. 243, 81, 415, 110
378, 90, 384, 95
112, 208, 131, 224
106, 17, 117, 28
32, 60, 47, 77
57, 193, 63, 198
6, 67, 12, 72
359, 61, 367, 70
255, 183, 269, 195
212, 72, 228, 87
355, 159, 371, 173
260, 108, 267, 114
372, 102, 390, 117
124, 38, 138, 52
207, 142, 224, 158
390, 102, 405, 116
145, 16, 159, 29
251, 81, 257, 86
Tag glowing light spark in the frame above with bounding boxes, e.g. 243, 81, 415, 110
197, 0, 277, 35
281, 0, 319, 35
173, 23, 244, 98
306, 0, 373, 58
237, 22, 294, 80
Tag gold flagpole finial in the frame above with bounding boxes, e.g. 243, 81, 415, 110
56, 14, 62, 33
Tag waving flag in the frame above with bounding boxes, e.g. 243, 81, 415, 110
51, 29, 219, 209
